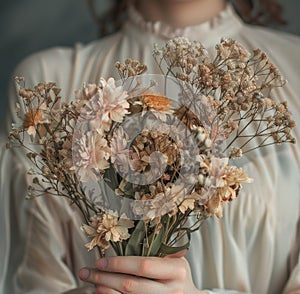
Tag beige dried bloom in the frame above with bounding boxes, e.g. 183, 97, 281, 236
82, 213, 134, 251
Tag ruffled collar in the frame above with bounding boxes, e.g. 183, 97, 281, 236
126, 4, 242, 40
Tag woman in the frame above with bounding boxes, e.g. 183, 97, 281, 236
1, 0, 299, 293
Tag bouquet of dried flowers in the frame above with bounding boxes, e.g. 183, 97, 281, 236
8, 37, 295, 257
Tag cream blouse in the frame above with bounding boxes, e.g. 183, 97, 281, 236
1, 5, 300, 294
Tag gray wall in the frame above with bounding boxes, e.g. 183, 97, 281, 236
1, 0, 300, 136
0, 0, 98, 136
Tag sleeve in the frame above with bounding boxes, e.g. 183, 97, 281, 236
0, 114, 78, 293
206, 291, 248, 294
283, 265, 300, 294
0, 50, 91, 293
282, 215, 300, 294
17, 198, 86, 293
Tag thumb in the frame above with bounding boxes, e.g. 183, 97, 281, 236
164, 249, 187, 259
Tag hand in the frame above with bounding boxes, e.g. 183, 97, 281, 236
78, 250, 207, 294
63, 286, 95, 293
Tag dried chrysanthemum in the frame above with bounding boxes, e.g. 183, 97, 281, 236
223, 166, 253, 189
204, 159, 253, 218
78, 78, 129, 134
73, 131, 111, 182
82, 213, 134, 251
142, 94, 172, 112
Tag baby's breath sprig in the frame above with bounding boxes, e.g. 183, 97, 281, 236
152, 37, 295, 155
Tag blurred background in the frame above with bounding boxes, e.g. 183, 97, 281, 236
1, 0, 300, 137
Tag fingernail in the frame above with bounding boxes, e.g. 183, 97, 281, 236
79, 268, 90, 280
97, 258, 107, 269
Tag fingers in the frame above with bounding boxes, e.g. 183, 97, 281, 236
79, 253, 190, 293
79, 268, 166, 294
95, 285, 121, 294
63, 286, 95, 294
94, 255, 188, 280
164, 249, 187, 259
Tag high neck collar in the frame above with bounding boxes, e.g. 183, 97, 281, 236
126, 4, 243, 40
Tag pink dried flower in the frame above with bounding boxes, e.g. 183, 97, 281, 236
74, 131, 111, 182
79, 78, 129, 133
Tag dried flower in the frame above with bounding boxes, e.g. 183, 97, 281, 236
73, 131, 111, 182
9, 37, 296, 257
142, 94, 172, 112
82, 213, 134, 251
